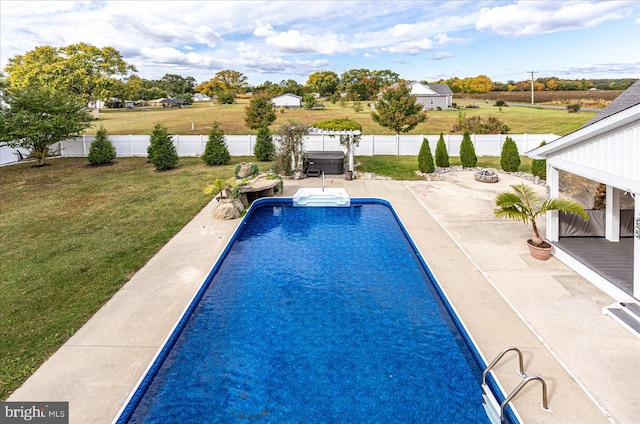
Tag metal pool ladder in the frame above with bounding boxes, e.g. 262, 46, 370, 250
481, 346, 549, 423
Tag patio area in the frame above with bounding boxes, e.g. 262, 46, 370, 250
8, 171, 639, 424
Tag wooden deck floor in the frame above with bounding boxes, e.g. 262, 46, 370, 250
555, 237, 634, 295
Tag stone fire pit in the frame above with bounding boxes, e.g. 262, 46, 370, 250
474, 169, 499, 183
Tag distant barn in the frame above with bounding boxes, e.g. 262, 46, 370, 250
272, 93, 302, 109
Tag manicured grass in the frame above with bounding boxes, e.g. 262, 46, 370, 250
0, 156, 273, 400
92, 99, 595, 137
356, 155, 532, 180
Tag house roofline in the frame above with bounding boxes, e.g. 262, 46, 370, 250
527, 103, 640, 159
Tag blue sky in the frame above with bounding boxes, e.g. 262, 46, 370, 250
1, 0, 639, 86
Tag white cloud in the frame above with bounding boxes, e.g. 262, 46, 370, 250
430, 52, 454, 60
476, 0, 636, 36
383, 38, 434, 55
253, 21, 352, 55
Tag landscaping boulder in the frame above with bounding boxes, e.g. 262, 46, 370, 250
236, 162, 254, 178
213, 199, 241, 220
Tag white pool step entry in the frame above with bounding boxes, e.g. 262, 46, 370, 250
292, 188, 350, 207
482, 385, 502, 424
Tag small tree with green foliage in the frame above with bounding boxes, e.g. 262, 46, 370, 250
459, 131, 477, 167
244, 95, 276, 130
531, 141, 547, 180
147, 123, 178, 171
254, 125, 275, 161
500, 136, 520, 172
302, 93, 316, 110
418, 137, 434, 174
371, 81, 427, 151
435, 132, 450, 167
88, 126, 116, 165
202, 121, 230, 165
0, 86, 92, 166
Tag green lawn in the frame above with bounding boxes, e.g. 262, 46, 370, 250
92, 99, 594, 137
357, 155, 532, 180
0, 156, 273, 400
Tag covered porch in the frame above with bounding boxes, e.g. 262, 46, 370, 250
528, 86, 640, 302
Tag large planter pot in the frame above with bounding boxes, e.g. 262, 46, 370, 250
527, 239, 553, 260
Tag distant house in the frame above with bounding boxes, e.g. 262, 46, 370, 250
148, 98, 187, 108
381, 81, 453, 110
272, 93, 302, 109
528, 80, 640, 305
192, 93, 211, 102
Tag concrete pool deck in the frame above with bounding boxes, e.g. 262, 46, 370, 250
8, 171, 639, 423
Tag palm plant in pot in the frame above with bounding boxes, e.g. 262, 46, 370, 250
494, 183, 588, 260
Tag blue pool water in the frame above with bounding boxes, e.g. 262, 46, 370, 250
119, 199, 508, 423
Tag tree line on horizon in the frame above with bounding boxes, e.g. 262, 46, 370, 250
2, 43, 635, 109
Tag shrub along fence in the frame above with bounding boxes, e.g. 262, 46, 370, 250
0, 133, 558, 166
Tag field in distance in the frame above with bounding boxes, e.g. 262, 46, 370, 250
91, 96, 598, 137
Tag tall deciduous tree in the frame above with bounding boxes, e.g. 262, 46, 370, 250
305, 71, 339, 96
158, 74, 196, 97
196, 70, 248, 99
0, 87, 92, 166
371, 81, 427, 153
4, 43, 136, 105
244, 95, 276, 130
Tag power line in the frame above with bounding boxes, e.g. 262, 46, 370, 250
527, 70, 538, 104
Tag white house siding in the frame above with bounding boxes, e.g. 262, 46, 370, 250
272, 94, 302, 108
415, 96, 450, 110
548, 122, 640, 194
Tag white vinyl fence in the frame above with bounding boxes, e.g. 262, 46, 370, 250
0, 133, 558, 166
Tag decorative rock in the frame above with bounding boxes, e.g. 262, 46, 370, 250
236, 162, 254, 178
213, 199, 240, 220
237, 174, 282, 207
474, 169, 499, 183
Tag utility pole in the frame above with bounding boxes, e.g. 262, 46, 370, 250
527, 70, 538, 104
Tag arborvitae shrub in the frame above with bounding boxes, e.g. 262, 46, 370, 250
202, 121, 230, 165
254, 125, 275, 161
148, 123, 178, 171
88, 126, 116, 165
418, 137, 434, 173
531, 140, 547, 180
500, 136, 521, 172
459, 131, 477, 167
435, 132, 450, 167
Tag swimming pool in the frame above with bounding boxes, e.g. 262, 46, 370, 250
117, 198, 514, 423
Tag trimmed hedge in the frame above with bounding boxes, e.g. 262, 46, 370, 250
418, 137, 435, 173
500, 136, 521, 172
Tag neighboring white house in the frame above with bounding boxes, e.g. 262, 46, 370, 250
193, 93, 211, 102
272, 93, 302, 109
380, 81, 453, 110
528, 80, 640, 309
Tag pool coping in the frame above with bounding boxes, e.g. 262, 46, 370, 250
7, 173, 639, 424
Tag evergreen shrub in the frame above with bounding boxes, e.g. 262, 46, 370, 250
147, 123, 178, 171
254, 125, 275, 161
418, 137, 434, 173
459, 131, 477, 167
202, 121, 230, 165
500, 136, 521, 172
88, 126, 116, 165
531, 141, 547, 180
435, 132, 450, 167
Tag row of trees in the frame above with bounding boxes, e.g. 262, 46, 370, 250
433, 76, 636, 94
